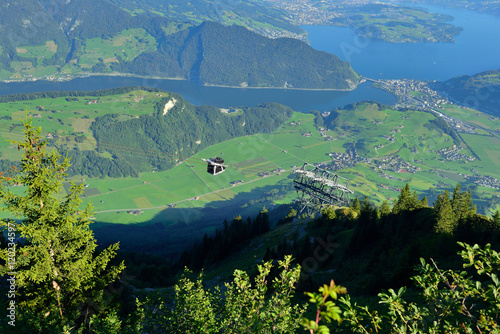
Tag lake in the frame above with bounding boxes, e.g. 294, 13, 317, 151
1, 3, 499, 110
0, 75, 395, 113
305, 4, 500, 81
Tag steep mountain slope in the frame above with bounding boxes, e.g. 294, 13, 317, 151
49, 0, 142, 39
431, 69, 500, 116
127, 21, 360, 89
0, 0, 68, 59
0, 1, 358, 89
108, 0, 303, 37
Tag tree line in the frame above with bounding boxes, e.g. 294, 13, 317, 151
88, 99, 293, 177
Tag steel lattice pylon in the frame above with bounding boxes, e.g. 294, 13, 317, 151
292, 163, 353, 216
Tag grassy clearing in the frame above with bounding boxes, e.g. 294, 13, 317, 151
80, 28, 156, 65
16, 41, 57, 59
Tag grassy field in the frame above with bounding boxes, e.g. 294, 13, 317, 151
0, 89, 168, 150
439, 104, 500, 134
16, 41, 58, 59
460, 134, 500, 179
2, 94, 499, 256
79, 28, 156, 66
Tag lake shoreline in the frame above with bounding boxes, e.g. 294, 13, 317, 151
1, 72, 361, 92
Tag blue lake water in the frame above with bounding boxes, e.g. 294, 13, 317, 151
0, 76, 396, 113
304, 4, 500, 81
1, 3, 498, 110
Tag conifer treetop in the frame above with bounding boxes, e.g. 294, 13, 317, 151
0, 117, 124, 332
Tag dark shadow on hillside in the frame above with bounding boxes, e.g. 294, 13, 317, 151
92, 180, 295, 260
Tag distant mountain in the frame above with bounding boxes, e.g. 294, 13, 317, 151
48, 0, 140, 40
126, 21, 359, 89
0, 0, 69, 58
0, 0, 358, 90
430, 69, 500, 116
108, 0, 303, 37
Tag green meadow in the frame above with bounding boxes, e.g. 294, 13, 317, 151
2, 92, 500, 254
460, 134, 500, 179
439, 104, 500, 134
78, 28, 156, 67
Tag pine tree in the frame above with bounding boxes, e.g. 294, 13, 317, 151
451, 183, 476, 221
412, 191, 423, 209
0, 118, 124, 331
421, 196, 429, 207
378, 200, 392, 218
392, 183, 415, 214
255, 206, 270, 233
322, 206, 337, 220
350, 197, 361, 213
492, 210, 500, 229
433, 190, 456, 234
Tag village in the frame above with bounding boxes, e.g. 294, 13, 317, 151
436, 145, 476, 162
372, 78, 498, 139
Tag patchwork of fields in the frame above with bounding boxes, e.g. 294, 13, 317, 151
0, 29, 157, 80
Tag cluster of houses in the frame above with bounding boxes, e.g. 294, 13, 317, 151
383, 78, 450, 109
327, 149, 367, 171
377, 170, 405, 182
382, 134, 396, 143
256, 168, 285, 178
46, 133, 59, 139
466, 175, 500, 190
317, 127, 335, 141
376, 155, 420, 174
436, 145, 476, 162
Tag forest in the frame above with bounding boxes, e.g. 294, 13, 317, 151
125, 21, 359, 89
0, 86, 161, 103
76, 100, 294, 177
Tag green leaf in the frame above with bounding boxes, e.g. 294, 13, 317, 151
492, 273, 499, 286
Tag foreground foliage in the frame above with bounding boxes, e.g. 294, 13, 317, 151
0, 118, 124, 333
137, 242, 499, 334
139, 255, 306, 333
339, 242, 500, 333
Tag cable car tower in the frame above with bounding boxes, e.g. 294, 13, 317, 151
292, 163, 353, 216
202, 157, 227, 175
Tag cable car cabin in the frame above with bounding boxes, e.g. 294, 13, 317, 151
204, 157, 226, 175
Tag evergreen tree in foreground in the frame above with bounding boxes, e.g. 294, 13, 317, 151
392, 183, 423, 214
0, 118, 124, 332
